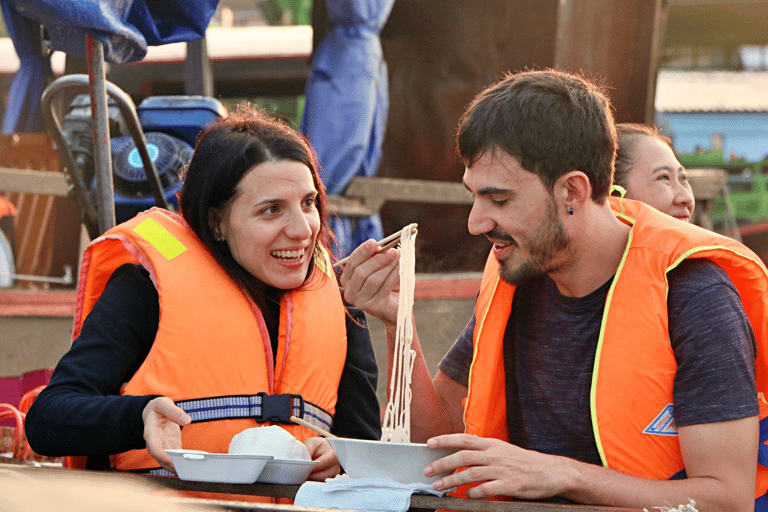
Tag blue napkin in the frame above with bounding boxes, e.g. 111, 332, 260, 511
294, 475, 452, 512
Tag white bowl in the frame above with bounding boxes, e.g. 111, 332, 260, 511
257, 458, 318, 485
166, 449, 272, 484
326, 438, 459, 485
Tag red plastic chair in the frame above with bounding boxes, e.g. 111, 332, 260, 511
0, 403, 27, 459
18, 385, 46, 415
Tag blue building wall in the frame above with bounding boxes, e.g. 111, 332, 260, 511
654, 111, 768, 162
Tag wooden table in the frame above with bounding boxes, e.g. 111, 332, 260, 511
0, 463, 643, 512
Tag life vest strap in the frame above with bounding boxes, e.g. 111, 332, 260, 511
176, 393, 333, 432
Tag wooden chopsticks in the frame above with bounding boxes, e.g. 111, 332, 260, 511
333, 224, 417, 269
290, 415, 337, 438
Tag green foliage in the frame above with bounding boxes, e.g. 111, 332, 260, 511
260, 0, 311, 25
678, 149, 768, 224
221, 96, 305, 130
678, 148, 727, 167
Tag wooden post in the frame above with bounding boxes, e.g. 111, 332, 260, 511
554, 0, 666, 123
184, 37, 214, 97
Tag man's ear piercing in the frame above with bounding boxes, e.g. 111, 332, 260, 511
568, 207, 574, 215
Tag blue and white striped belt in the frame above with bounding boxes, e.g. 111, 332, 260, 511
175, 392, 333, 432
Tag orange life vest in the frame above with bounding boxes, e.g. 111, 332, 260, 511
463, 197, 768, 502
69, 208, 347, 472
0, 196, 16, 218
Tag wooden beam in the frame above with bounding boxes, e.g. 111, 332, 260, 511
342, 176, 472, 215
665, 0, 768, 47
0, 167, 69, 196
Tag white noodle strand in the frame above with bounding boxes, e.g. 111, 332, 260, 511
381, 224, 417, 444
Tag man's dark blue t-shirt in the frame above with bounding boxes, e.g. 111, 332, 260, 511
439, 259, 758, 465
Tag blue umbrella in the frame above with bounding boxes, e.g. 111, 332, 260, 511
301, 0, 396, 259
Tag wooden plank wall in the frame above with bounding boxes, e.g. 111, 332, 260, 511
0, 134, 80, 289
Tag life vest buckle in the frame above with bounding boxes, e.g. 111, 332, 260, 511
257, 392, 303, 424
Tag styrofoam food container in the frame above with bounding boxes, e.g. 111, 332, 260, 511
257, 458, 318, 485
326, 438, 459, 485
166, 449, 273, 484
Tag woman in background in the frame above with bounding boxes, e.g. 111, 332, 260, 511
614, 123, 695, 222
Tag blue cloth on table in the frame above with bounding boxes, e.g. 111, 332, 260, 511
294, 475, 451, 512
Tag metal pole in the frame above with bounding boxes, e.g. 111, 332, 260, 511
86, 35, 116, 234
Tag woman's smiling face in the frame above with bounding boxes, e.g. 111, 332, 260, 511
215, 159, 320, 290
624, 136, 695, 221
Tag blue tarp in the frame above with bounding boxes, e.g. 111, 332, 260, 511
1, 0, 51, 133
3, 0, 218, 63
1, 0, 218, 133
301, 0, 395, 259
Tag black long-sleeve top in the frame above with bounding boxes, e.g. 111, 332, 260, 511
25, 264, 381, 465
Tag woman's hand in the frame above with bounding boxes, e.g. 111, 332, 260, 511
142, 397, 191, 474
304, 436, 341, 481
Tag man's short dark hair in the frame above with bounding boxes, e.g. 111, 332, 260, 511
456, 69, 617, 202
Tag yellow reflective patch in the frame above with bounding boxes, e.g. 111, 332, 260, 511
132, 218, 186, 260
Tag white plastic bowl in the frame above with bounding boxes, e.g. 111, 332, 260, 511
257, 458, 318, 485
166, 449, 272, 484
326, 438, 459, 485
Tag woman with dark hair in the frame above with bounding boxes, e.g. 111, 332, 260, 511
25, 103, 381, 481
614, 123, 695, 222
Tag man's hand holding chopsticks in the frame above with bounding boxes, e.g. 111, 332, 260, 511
338, 238, 401, 329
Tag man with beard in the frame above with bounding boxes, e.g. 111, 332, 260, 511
340, 69, 768, 511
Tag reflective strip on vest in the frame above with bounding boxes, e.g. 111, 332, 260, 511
132, 218, 187, 260
176, 394, 333, 432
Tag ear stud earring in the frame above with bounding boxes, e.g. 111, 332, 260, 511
568, 207, 574, 215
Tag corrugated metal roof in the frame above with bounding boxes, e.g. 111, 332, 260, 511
656, 70, 768, 113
